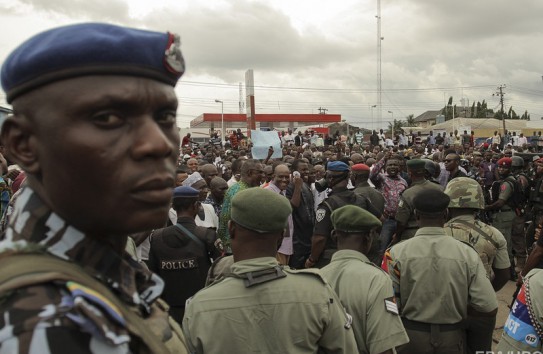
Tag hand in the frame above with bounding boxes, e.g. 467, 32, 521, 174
516, 275, 523, 287
267, 146, 274, 158
304, 257, 316, 268
293, 175, 303, 189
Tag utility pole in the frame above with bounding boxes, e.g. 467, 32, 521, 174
318, 107, 328, 115
376, 0, 382, 130
494, 84, 506, 133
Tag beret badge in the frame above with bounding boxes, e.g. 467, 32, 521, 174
164, 33, 185, 75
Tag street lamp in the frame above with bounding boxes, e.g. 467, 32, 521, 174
370, 105, 377, 131
214, 99, 224, 145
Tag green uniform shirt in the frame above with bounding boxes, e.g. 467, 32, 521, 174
444, 214, 510, 277
183, 257, 358, 354
321, 250, 409, 354
384, 227, 497, 323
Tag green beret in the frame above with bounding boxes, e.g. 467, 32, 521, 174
331, 205, 381, 233
413, 189, 450, 213
231, 188, 292, 233
406, 158, 426, 170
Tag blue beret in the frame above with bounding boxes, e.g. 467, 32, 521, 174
327, 161, 350, 172
173, 186, 199, 199
1, 23, 185, 103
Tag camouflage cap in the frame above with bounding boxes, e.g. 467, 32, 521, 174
444, 177, 485, 210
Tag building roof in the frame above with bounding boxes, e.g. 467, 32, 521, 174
189, 113, 341, 128
414, 110, 442, 122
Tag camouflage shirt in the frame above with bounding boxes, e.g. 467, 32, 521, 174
0, 187, 166, 353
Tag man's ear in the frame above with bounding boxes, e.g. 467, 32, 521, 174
228, 220, 235, 240
1, 115, 40, 174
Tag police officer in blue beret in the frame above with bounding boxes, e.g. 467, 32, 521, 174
305, 160, 382, 268
148, 186, 221, 324
0, 23, 188, 353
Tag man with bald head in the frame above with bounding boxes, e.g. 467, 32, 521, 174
264, 164, 293, 265
200, 163, 219, 187
350, 153, 364, 165
204, 177, 229, 217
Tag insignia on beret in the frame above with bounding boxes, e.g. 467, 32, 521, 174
164, 33, 185, 75
497, 157, 512, 167
316, 208, 326, 222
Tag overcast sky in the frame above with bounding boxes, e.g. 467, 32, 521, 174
0, 0, 542, 130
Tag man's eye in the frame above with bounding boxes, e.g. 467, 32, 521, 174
92, 113, 123, 127
156, 111, 177, 125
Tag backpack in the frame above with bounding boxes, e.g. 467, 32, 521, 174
504, 175, 528, 211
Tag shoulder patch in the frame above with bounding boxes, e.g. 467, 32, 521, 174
384, 296, 399, 315
316, 208, 326, 223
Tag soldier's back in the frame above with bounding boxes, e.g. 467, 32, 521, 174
183, 257, 357, 354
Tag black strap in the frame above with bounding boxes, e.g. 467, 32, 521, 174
453, 219, 500, 249
174, 223, 206, 249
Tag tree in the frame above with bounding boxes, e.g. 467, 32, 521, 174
405, 114, 416, 126
387, 119, 404, 135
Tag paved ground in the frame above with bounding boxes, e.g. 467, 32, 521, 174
492, 279, 518, 350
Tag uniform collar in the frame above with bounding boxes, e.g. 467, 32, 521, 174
413, 226, 447, 237
330, 249, 371, 263
230, 257, 279, 275
1, 187, 164, 310
447, 214, 476, 223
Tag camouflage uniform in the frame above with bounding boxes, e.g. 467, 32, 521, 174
0, 187, 187, 353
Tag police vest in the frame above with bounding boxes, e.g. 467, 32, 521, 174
445, 219, 499, 277
0, 252, 188, 354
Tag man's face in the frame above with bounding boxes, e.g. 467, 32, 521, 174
187, 159, 198, 173
211, 181, 229, 201
444, 154, 459, 172
498, 165, 510, 177
273, 166, 290, 191
247, 163, 265, 187
13, 75, 179, 234
297, 162, 310, 182
202, 166, 219, 186
175, 172, 188, 187
386, 160, 400, 177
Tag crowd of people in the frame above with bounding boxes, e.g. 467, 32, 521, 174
2, 22, 543, 354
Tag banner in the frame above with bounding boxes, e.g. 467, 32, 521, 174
250, 130, 282, 159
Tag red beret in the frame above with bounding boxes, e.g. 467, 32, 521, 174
483, 143, 489, 148
535, 158, 543, 164
497, 157, 512, 167
352, 163, 370, 172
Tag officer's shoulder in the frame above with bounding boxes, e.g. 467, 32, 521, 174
0, 280, 128, 341
284, 267, 328, 285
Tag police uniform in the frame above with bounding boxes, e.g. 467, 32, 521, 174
497, 268, 543, 352
490, 159, 517, 267
0, 24, 188, 353
383, 189, 497, 354
148, 214, 219, 323
182, 188, 358, 353
396, 160, 443, 240
352, 164, 385, 214
320, 206, 409, 353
